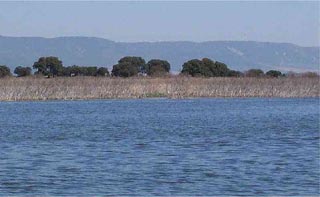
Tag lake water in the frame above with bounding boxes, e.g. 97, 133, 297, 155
0, 98, 319, 196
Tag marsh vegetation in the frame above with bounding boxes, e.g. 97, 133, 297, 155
0, 76, 318, 101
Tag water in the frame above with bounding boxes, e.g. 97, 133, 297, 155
0, 98, 319, 196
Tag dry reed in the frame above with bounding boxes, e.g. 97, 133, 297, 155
0, 76, 319, 101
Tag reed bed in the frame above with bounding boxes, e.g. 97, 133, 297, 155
0, 76, 318, 101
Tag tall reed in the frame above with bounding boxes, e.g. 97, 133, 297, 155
0, 76, 318, 101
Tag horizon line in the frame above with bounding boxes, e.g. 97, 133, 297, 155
0, 34, 318, 48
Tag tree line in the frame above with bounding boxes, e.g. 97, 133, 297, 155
0, 56, 317, 78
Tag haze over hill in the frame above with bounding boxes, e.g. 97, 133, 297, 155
0, 36, 318, 72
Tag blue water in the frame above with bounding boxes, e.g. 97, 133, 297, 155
0, 98, 319, 196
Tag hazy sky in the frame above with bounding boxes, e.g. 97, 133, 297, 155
0, 1, 319, 46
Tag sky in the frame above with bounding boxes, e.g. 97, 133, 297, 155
0, 1, 319, 47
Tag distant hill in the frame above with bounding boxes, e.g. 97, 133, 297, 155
0, 35, 318, 72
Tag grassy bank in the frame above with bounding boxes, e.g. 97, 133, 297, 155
0, 76, 319, 101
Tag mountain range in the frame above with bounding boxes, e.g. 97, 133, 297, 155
0, 35, 318, 72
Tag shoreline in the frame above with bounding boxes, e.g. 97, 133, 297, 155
0, 97, 319, 103
0, 76, 319, 101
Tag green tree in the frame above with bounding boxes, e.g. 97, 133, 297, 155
245, 69, 264, 77
181, 59, 203, 77
266, 70, 282, 77
14, 66, 32, 77
227, 70, 243, 77
62, 66, 104, 77
0, 65, 11, 78
118, 56, 146, 73
97, 67, 110, 76
201, 58, 215, 77
83, 67, 98, 76
33, 57, 63, 77
181, 58, 231, 77
112, 62, 139, 77
112, 56, 146, 77
62, 65, 81, 76
146, 59, 170, 76
211, 61, 230, 77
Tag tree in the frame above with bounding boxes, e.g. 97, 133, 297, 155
266, 70, 282, 78
112, 56, 146, 77
227, 70, 243, 77
146, 59, 170, 76
96, 67, 110, 76
209, 60, 230, 77
181, 58, 231, 77
62, 65, 81, 76
0, 65, 11, 78
14, 66, 32, 77
82, 66, 98, 76
112, 62, 139, 77
33, 57, 63, 77
118, 56, 146, 73
245, 69, 264, 77
62, 66, 106, 77
181, 59, 203, 77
